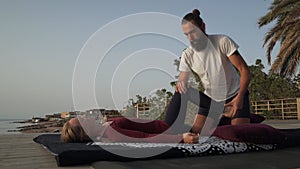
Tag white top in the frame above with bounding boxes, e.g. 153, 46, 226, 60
179, 34, 240, 101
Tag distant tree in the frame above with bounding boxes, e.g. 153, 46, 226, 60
267, 73, 300, 99
258, 0, 300, 77
249, 59, 300, 101
135, 95, 143, 104
122, 95, 149, 118
248, 59, 270, 100
292, 73, 300, 88
150, 88, 173, 120
123, 89, 173, 120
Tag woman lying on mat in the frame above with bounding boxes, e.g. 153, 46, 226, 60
61, 116, 200, 144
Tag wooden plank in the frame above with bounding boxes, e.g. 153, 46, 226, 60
0, 134, 92, 169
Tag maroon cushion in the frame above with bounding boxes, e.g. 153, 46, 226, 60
212, 123, 288, 144
105, 118, 183, 143
249, 113, 266, 123
218, 113, 265, 126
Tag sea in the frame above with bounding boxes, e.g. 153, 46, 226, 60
0, 119, 33, 134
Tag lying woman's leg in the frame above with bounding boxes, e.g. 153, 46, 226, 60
105, 122, 183, 143
110, 117, 169, 133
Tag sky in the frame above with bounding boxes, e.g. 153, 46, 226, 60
0, 0, 276, 119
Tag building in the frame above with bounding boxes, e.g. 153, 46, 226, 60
84, 108, 122, 122
134, 103, 150, 118
86, 109, 105, 116
45, 113, 62, 122
102, 109, 122, 122
61, 111, 78, 119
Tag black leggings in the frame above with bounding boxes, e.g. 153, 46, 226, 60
164, 87, 250, 126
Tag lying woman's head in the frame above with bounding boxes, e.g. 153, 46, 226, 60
61, 117, 92, 143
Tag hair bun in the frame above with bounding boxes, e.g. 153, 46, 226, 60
192, 9, 200, 16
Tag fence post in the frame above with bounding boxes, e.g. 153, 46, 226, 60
281, 99, 284, 120
254, 101, 257, 114
297, 98, 300, 120
136, 104, 139, 118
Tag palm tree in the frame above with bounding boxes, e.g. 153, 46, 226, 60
258, 0, 300, 78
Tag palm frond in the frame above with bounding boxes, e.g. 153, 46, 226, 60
286, 47, 300, 77
270, 32, 300, 76
258, 0, 299, 27
259, 0, 300, 77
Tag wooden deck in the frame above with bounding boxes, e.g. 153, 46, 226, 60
0, 133, 92, 169
0, 121, 299, 169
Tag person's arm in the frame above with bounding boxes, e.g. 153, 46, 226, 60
176, 71, 190, 94
105, 125, 199, 143
140, 132, 199, 144
225, 50, 251, 117
141, 132, 199, 144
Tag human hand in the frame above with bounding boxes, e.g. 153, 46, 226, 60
182, 132, 199, 144
224, 95, 244, 118
223, 105, 233, 118
176, 81, 188, 94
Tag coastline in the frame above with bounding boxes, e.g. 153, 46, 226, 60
7, 120, 62, 134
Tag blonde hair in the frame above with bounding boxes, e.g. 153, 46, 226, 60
61, 119, 92, 143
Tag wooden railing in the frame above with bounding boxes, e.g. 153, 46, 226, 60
251, 98, 300, 120
134, 98, 300, 120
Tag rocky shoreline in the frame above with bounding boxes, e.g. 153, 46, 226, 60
9, 120, 63, 133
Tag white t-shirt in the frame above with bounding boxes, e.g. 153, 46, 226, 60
179, 34, 240, 101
